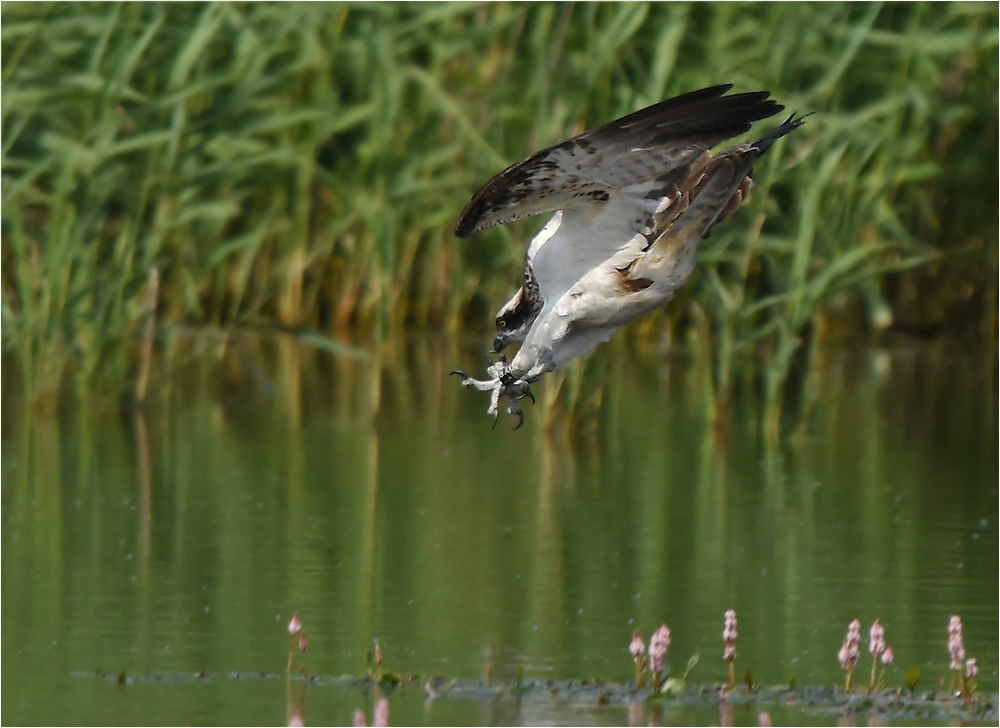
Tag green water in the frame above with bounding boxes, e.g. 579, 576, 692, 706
2, 331, 996, 725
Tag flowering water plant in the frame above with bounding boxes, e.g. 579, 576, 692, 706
723, 610, 738, 689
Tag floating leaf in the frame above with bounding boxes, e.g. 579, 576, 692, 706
905, 667, 920, 691
661, 677, 684, 696
376, 670, 401, 686
744, 668, 756, 691
788, 675, 797, 690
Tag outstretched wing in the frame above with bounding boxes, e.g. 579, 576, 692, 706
454, 85, 784, 238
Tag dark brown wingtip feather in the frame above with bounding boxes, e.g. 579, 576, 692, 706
751, 111, 812, 153
635, 92, 783, 145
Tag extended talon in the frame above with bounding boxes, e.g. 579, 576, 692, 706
451, 358, 534, 429
451, 369, 482, 391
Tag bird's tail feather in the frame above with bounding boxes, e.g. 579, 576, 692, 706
666, 111, 810, 241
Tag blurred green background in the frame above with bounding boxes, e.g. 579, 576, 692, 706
1, 1, 997, 414
2, 6, 998, 723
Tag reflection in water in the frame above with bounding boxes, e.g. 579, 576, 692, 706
1, 330, 996, 725
286, 679, 306, 727
719, 698, 734, 728
627, 698, 644, 727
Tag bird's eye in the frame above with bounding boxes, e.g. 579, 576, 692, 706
497, 318, 507, 329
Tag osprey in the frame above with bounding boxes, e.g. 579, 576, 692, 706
452, 85, 806, 428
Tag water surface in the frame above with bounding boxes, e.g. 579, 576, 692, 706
2, 331, 996, 725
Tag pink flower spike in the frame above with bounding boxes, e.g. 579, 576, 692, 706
353, 709, 367, 727
838, 644, 852, 671
723, 610, 738, 641
374, 698, 390, 727
966, 658, 978, 678
649, 624, 671, 673
288, 612, 303, 636
948, 615, 966, 670
724, 610, 738, 661
881, 646, 894, 665
869, 620, 885, 657
299, 631, 308, 652
287, 711, 305, 727
848, 619, 861, 641
630, 630, 645, 661
839, 620, 861, 672
758, 710, 772, 727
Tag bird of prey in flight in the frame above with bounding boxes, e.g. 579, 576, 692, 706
452, 85, 806, 428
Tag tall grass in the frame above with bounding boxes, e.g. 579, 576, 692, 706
1, 2, 997, 414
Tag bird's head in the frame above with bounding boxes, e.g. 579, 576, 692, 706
493, 287, 536, 353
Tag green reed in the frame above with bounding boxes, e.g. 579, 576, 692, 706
1, 2, 996, 414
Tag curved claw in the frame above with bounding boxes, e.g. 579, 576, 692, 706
525, 386, 535, 406
512, 409, 525, 430
491, 411, 499, 430
486, 350, 507, 365
450, 370, 469, 378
